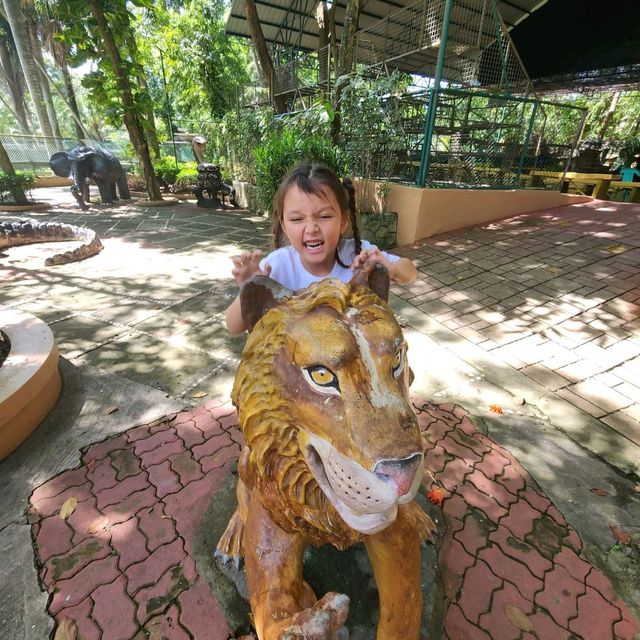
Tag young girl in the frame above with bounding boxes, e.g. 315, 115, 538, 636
224, 163, 417, 334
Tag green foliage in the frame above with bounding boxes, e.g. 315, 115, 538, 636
136, 0, 252, 128
253, 129, 345, 215
153, 155, 180, 187
174, 162, 199, 191
612, 135, 640, 169
54, 0, 142, 120
338, 72, 409, 181
151, 158, 198, 191
213, 107, 273, 182
0, 171, 35, 203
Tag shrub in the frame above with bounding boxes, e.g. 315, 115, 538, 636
173, 162, 199, 192
153, 156, 180, 190
127, 173, 146, 192
253, 129, 345, 215
0, 171, 35, 204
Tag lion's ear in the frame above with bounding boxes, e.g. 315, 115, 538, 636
240, 275, 293, 331
349, 263, 390, 302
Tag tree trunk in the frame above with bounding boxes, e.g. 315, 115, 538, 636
1, 0, 54, 142
87, 0, 162, 201
242, 0, 287, 113
597, 91, 621, 144
124, 31, 160, 158
337, 0, 361, 78
331, 0, 361, 142
60, 62, 85, 141
27, 19, 61, 139
0, 37, 31, 133
0, 139, 29, 205
316, 1, 329, 88
137, 73, 160, 158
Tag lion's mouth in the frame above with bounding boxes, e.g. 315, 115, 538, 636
300, 431, 423, 535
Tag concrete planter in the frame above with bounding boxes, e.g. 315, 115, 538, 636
360, 211, 398, 250
0, 202, 50, 212
0, 307, 61, 460
34, 176, 72, 188
232, 180, 257, 211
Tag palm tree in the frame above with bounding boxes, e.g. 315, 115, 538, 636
23, 0, 61, 138
1, 0, 55, 143
37, 1, 86, 140
0, 16, 31, 133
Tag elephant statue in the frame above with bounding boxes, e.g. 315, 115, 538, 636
49, 146, 131, 210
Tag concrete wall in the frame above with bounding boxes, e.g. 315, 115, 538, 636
360, 180, 593, 246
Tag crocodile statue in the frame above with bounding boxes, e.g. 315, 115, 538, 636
0, 220, 103, 266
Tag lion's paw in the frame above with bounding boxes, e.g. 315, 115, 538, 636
215, 509, 244, 569
278, 592, 349, 640
403, 501, 436, 545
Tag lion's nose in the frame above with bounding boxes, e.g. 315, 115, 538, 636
373, 453, 423, 497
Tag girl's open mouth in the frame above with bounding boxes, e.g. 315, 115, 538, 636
304, 240, 324, 250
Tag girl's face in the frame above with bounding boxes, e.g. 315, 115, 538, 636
281, 184, 349, 276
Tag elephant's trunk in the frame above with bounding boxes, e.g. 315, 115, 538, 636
71, 159, 89, 210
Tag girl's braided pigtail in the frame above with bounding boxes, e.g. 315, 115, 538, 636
343, 176, 362, 256
272, 214, 286, 249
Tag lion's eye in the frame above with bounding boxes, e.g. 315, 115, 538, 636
392, 350, 404, 379
303, 365, 340, 395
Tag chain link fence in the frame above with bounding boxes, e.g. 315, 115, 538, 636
354, 0, 530, 93
0, 133, 136, 174
339, 85, 586, 189
419, 89, 587, 188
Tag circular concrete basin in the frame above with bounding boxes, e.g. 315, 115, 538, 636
0, 306, 61, 460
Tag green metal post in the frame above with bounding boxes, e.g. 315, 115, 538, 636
491, 0, 510, 95
514, 101, 538, 188
416, 0, 454, 187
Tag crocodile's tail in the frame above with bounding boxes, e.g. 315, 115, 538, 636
0, 220, 103, 266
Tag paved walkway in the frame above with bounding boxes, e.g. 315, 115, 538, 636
391, 199, 640, 476
27, 402, 640, 639
1, 188, 640, 639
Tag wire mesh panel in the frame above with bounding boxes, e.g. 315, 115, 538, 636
444, 0, 530, 93
519, 102, 589, 190
272, 45, 333, 98
418, 88, 586, 188
237, 83, 271, 108
355, 0, 443, 70
353, 0, 530, 93
0, 133, 135, 173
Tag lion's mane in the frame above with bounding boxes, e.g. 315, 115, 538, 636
232, 279, 384, 548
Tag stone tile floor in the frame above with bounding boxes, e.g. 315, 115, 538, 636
391, 199, 640, 467
2, 189, 640, 638
28, 402, 640, 639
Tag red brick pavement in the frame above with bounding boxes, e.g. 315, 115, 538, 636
29, 401, 640, 639
419, 401, 640, 640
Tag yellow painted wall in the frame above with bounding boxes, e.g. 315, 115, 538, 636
357, 180, 592, 246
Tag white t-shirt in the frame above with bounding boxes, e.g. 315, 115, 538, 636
259, 239, 400, 291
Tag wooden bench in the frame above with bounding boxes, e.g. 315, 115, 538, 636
609, 181, 640, 203
529, 171, 619, 199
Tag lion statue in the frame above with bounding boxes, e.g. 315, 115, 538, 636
216, 265, 434, 639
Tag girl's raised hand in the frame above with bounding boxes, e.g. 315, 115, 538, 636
351, 246, 392, 272
231, 249, 272, 285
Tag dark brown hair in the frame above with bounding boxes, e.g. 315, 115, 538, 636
271, 163, 362, 268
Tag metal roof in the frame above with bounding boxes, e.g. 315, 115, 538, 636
225, 0, 549, 80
